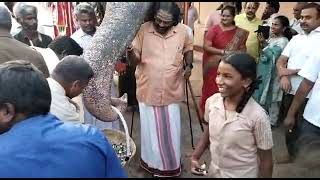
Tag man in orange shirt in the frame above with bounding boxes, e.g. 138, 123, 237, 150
127, 2, 193, 177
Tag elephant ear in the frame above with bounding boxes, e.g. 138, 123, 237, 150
82, 2, 153, 121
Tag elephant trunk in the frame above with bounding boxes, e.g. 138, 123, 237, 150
83, 2, 153, 121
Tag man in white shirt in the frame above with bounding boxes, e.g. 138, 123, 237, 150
277, 2, 320, 161
284, 50, 320, 160
290, 2, 308, 35
48, 55, 94, 123
71, 2, 97, 51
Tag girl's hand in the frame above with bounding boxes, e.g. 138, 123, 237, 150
191, 159, 207, 176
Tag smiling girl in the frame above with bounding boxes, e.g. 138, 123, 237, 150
191, 53, 273, 178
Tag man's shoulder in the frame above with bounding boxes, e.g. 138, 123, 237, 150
140, 21, 152, 30
71, 29, 85, 39
287, 33, 303, 45
40, 33, 53, 41
5, 37, 42, 57
235, 13, 246, 20
59, 121, 107, 142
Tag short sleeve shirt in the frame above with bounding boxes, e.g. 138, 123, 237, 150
235, 13, 262, 61
298, 53, 320, 128
281, 27, 320, 96
204, 93, 273, 178
133, 22, 193, 106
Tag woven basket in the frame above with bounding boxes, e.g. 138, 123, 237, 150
102, 106, 136, 166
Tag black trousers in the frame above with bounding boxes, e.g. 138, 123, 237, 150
279, 93, 308, 157
118, 65, 138, 107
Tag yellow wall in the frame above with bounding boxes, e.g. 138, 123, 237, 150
193, 2, 296, 48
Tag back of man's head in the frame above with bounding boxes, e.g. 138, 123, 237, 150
0, 5, 12, 31
48, 36, 83, 59
52, 55, 94, 84
0, 60, 51, 120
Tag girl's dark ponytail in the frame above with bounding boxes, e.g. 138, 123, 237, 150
236, 77, 261, 113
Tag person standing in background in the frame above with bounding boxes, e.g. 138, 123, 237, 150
0, 5, 49, 78
13, 3, 52, 48
200, 5, 248, 116
254, 15, 291, 127
235, 2, 262, 62
187, 2, 199, 34
290, 2, 308, 35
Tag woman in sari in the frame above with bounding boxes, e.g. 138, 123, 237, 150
200, 5, 249, 114
253, 15, 292, 127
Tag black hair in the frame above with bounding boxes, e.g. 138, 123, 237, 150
235, 2, 242, 14
153, 2, 181, 26
0, 5, 12, 30
95, 2, 106, 25
48, 36, 83, 58
274, 15, 293, 40
222, 53, 261, 113
266, 2, 280, 13
53, 55, 94, 84
302, 3, 320, 18
0, 60, 51, 118
144, 2, 157, 22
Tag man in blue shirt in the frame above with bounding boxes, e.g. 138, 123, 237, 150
0, 60, 127, 178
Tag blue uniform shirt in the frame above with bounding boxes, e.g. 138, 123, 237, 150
0, 113, 127, 178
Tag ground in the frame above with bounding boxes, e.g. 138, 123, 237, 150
116, 51, 319, 178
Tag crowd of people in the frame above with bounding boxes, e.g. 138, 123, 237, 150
0, 1, 319, 178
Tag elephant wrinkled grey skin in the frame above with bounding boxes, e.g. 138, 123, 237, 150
82, 2, 153, 121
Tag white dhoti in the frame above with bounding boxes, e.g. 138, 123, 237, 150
139, 102, 181, 177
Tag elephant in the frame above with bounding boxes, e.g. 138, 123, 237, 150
82, 2, 153, 121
